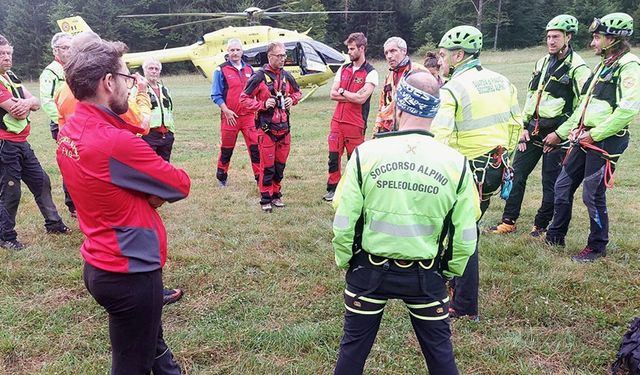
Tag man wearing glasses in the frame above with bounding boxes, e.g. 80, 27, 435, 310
0, 34, 70, 250
240, 42, 302, 212
544, 12, 640, 262
57, 39, 190, 374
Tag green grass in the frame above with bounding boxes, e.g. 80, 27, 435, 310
1, 46, 639, 374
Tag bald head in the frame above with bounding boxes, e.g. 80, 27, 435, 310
395, 71, 441, 130
404, 71, 439, 97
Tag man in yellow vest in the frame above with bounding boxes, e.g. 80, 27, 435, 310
40, 32, 76, 217
0, 34, 70, 250
543, 12, 640, 262
140, 57, 175, 162
489, 15, 590, 237
432, 25, 522, 320
332, 71, 479, 374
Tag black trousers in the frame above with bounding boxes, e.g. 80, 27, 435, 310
335, 252, 458, 375
0, 140, 64, 241
502, 126, 564, 228
83, 263, 181, 375
449, 157, 502, 317
546, 132, 629, 252
142, 131, 175, 162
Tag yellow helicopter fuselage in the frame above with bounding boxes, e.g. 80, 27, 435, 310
125, 25, 338, 89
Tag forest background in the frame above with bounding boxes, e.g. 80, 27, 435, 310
3, 0, 640, 79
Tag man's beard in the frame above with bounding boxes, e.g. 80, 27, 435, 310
109, 96, 129, 115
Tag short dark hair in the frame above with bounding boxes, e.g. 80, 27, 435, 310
424, 51, 440, 69
65, 40, 128, 101
0, 34, 11, 46
344, 32, 367, 49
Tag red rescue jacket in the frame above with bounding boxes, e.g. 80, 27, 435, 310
56, 102, 191, 273
332, 61, 376, 128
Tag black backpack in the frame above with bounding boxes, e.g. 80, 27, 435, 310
612, 317, 640, 375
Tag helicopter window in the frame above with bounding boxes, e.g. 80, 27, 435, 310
300, 42, 324, 65
308, 41, 344, 65
243, 44, 300, 68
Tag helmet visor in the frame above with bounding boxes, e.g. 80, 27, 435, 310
589, 18, 604, 33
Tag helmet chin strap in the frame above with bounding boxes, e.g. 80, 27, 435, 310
601, 37, 621, 57
448, 53, 475, 77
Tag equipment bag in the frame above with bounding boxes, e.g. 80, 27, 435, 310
612, 317, 640, 375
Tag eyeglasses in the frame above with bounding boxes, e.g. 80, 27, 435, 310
269, 53, 287, 59
112, 72, 136, 89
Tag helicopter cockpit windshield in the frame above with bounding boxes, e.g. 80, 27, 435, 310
242, 41, 344, 76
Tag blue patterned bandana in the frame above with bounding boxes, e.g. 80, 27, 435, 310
394, 78, 440, 118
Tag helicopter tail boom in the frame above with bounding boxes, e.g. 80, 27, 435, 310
124, 45, 196, 68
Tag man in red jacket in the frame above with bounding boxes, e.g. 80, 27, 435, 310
323, 32, 378, 202
57, 39, 190, 375
211, 39, 259, 186
240, 42, 302, 212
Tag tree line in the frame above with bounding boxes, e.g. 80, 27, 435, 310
1, 0, 640, 79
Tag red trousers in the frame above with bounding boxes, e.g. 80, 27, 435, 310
258, 130, 291, 204
327, 120, 365, 191
216, 115, 260, 183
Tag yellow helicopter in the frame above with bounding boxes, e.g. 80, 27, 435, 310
58, 6, 391, 97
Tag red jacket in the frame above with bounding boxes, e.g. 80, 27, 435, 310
56, 102, 191, 273
332, 62, 376, 128
240, 64, 302, 132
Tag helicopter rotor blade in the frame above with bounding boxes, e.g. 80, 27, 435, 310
119, 12, 245, 19
157, 16, 243, 31
262, 1, 300, 13
263, 10, 395, 16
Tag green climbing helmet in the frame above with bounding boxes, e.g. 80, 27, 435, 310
589, 12, 634, 37
439, 25, 483, 53
546, 14, 579, 34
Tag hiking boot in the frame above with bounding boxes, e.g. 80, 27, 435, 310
163, 288, 184, 306
529, 225, 547, 238
544, 236, 566, 248
217, 179, 227, 187
448, 307, 479, 322
571, 247, 606, 262
47, 224, 71, 234
272, 198, 285, 208
70, 210, 77, 219
322, 190, 335, 202
488, 222, 516, 234
261, 203, 273, 213
1, 239, 24, 250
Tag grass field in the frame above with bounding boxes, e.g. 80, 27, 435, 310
1, 46, 639, 374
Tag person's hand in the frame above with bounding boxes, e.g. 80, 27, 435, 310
578, 131, 594, 145
222, 108, 238, 126
518, 129, 530, 152
284, 97, 293, 109
148, 195, 165, 209
265, 98, 276, 109
542, 132, 561, 153
9, 98, 30, 119
133, 73, 146, 91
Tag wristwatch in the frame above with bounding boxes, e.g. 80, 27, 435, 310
338, 87, 345, 96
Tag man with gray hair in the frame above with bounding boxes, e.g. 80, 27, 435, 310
40, 32, 76, 217
373, 36, 425, 135
57, 38, 190, 374
211, 39, 259, 186
332, 71, 479, 374
40, 32, 72, 140
140, 57, 176, 161
0, 34, 70, 250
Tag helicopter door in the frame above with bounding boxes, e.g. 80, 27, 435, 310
298, 42, 327, 75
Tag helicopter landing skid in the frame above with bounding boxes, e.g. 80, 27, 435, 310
300, 85, 320, 102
